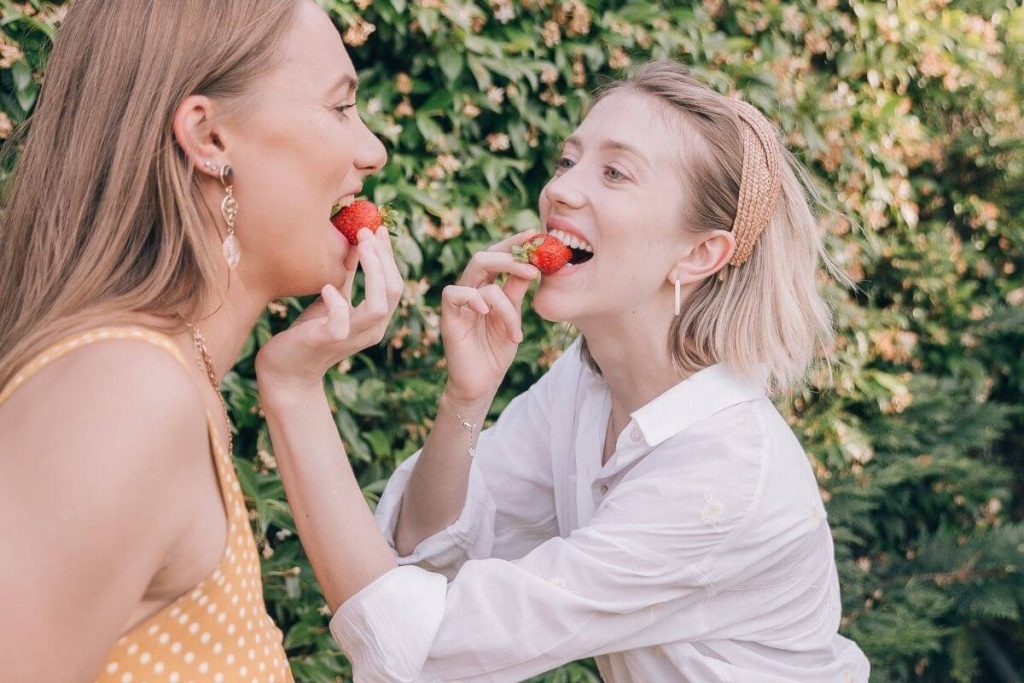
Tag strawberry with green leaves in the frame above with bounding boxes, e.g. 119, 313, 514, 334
511, 234, 571, 274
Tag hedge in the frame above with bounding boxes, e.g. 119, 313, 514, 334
2, 0, 1022, 680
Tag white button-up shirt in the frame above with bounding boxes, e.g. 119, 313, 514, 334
331, 343, 870, 682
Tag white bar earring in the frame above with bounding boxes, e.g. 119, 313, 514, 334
674, 279, 681, 317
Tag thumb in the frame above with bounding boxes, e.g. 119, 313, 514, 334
321, 284, 351, 340
503, 274, 533, 313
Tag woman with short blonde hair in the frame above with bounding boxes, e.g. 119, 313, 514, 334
257, 60, 870, 682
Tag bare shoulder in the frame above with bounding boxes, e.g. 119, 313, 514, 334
0, 336, 209, 494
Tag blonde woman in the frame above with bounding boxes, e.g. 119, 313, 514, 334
257, 61, 871, 681
0, 1, 401, 681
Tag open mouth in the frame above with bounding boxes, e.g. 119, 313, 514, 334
331, 194, 356, 217
548, 228, 595, 266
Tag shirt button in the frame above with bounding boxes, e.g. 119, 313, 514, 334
630, 427, 643, 442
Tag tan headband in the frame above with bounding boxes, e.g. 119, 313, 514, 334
728, 99, 783, 267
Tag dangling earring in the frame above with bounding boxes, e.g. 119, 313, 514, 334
202, 161, 240, 269
674, 279, 681, 317
218, 165, 240, 269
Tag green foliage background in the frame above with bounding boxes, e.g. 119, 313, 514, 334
2, 0, 1023, 680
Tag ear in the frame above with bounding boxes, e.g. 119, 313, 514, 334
172, 95, 229, 179
667, 229, 736, 286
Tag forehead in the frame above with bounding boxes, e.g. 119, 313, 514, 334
572, 90, 682, 163
273, 0, 356, 94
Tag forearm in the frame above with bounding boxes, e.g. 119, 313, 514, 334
259, 383, 396, 611
394, 387, 494, 557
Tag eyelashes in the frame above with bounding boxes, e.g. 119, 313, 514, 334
334, 103, 356, 118
553, 156, 630, 183
554, 155, 575, 172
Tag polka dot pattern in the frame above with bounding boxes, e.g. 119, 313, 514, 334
0, 328, 293, 683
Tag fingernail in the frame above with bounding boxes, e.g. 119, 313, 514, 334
358, 228, 374, 241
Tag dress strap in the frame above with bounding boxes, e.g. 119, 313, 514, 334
0, 326, 196, 406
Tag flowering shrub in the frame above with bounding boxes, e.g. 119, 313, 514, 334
3, 0, 1022, 680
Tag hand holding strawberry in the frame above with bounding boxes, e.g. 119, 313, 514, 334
440, 231, 542, 404
256, 226, 404, 396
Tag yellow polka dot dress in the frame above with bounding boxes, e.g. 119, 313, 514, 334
0, 327, 293, 683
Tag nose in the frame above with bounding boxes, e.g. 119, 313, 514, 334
353, 117, 388, 178
541, 167, 586, 211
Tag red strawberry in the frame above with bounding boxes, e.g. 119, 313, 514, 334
331, 199, 392, 245
511, 233, 571, 274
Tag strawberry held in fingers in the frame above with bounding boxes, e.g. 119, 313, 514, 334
331, 198, 392, 245
512, 234, 572, 274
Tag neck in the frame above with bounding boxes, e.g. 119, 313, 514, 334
576, 303, 688, 423
189, 278, 268, 385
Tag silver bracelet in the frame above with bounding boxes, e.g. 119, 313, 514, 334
443, 392, 480, 458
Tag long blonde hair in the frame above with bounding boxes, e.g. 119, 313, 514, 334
581, 61, 841, 394
0, 0, 300, 389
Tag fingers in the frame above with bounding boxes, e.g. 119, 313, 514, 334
352, 229, 389, 325
375, 227, 404, 310
487, 229, 542, 253
321, 284, 351, 340
340, 247, 360, 299
442, 285, 490, 316
478, 284, 523, 343
459, 251, 540, 288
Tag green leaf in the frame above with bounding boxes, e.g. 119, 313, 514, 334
438, 47, 464, 82
415, 114, 444, 143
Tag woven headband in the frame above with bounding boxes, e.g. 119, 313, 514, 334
727, 99, 783, 267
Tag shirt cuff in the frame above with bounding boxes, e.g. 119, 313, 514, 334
330, 565, 448, 682
374, 450, 498, 576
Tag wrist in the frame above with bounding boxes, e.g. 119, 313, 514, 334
440, 385, 494, 418
257, 376, 326, 413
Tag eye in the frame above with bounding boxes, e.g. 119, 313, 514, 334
334, 103, 356, 119
604, 165, 627, 182
554, 156, 576, 173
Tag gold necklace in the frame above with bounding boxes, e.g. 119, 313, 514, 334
188, 321, 233, 457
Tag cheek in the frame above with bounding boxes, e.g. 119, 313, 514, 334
595, 215, 677, 287
242, 116, 349, 218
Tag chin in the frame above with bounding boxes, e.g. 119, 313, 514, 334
276, 257, 345, 298
531, 286, 577, 323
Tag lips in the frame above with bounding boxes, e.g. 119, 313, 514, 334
545, 220, 595, 266
332, 186, 363, 216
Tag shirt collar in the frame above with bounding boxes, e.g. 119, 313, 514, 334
630, 363, 767, 448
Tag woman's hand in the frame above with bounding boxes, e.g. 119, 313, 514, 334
441, 231, 540, 405
255, 227, 403, 396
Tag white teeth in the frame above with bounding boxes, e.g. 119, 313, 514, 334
336, 195, 355, 208
549, 228, 593, 253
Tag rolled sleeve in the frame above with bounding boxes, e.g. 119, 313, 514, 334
329, 565, 448, 682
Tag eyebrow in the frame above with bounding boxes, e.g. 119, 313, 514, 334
563, 135, 651, 171
327, 74, 359, 97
